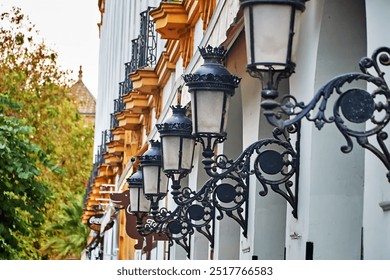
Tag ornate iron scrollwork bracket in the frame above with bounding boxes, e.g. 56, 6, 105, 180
202, 123, 300, 221
259, 46, 390, 181
135, 124, 300, 258
134, 195, 215, 258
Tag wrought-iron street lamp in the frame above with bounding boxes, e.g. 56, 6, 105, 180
183, 45, 241, 161
240, 0, 390, 181
138, 141, 169, 213
240, 0, 306, 104
240, 0, 306, 72
127, 168, 150, 228
156, 105, 195, 196
182, 45, 300, 218
129, 139, 213, 257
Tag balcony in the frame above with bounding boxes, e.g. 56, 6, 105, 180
123, 92, 149, 114
103, 152, 122, 166
107, 140, 125, 156
111, 127, 126, 142
116, 111, 141, 131
150, 1, 188, 40
129, 69, 159, 94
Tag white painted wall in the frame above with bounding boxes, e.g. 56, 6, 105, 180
94, 0, 161, 260
285, 0, 325, 260
94, 0, 160, 156
287, 0, 366, 259
212, 51, 243, 259
363, 0, 390, 259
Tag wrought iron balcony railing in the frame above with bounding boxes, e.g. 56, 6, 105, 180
137, 7, 157, 69
110, 112, 119, 130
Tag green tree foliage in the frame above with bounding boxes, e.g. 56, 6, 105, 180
0, 7, 94, 259
0, 112, 52, 259
41, 194, 88, 259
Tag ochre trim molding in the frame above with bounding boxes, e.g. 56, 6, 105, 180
155, 51, 176, 86
150, 2, 189, 40
123, 92, 149, 114
130, 69, 159, 95
116, 111, 142, 131
199, 0, 216, 30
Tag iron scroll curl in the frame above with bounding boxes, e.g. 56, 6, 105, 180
260, 47, 390, 180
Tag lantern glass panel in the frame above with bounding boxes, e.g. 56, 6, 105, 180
160, 171, 169, 195
130, 186, 150, 212
162, 136, 195, 171
291, 9, 302, 64
161, 136, 180, 171
191, 90, 230, 135
143, 166, 159, 195
244, 4, 302, 70
181, 137, 195, 170
143, 166, 169, 196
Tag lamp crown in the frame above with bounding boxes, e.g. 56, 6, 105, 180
199, 45, 226, 63
138, 140, 162, 165
127, 169, 143, 187
156, 105, 192, 135
183, 45, 241, 93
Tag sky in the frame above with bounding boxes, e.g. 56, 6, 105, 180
1, 0, 101, 97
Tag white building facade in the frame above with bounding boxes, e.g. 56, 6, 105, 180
83, 0, 390, 260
